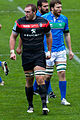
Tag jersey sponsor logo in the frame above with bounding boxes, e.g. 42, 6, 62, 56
17, 23, 39, 28
31, 29, 36, 34
16, 21, 49, 29
23, 33, 42, 37
38, 22, 49, 28
38, 23, 42, 27
49, 20, 53, 22
50, 22, 65, 29
23, 25, 30, 28
58, 20, 62, 22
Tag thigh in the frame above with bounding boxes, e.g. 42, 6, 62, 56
46, 52, 56, 67
34, 66, 46, 85
56, 50, 67, 62
34, 66, 46, 77
55, 51, 67, 72
34, 51, 46, 69
22, 62, 34, 71
24, 70, 34, 87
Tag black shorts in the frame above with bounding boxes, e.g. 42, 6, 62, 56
22, 51, 46, 71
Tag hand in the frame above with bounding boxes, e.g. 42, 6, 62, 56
10, 53, 16, 60
69, 51, 74, 60
0, 24, 2, 29
16, 47, 22, 55
45, 51, 51, 59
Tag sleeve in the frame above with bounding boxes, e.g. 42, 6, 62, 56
12, 20, 20, 34
44, 20, 51, 34
63, 17, 69, 33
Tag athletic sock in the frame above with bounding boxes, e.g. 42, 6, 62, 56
46, 80, 53, 94
33, 79, 38, 91
0, 61, 2, 67
39, 84, 47, 108
59, 81, 67, 100
0, 77, 2, 83
45, 80, 50, 94
25, 86, 33, 107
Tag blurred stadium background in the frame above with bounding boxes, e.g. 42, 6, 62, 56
0, 0, 80, 120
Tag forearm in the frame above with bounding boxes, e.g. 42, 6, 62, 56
46, 32, 52, 51
0, 24, 2, 29
45, 32, 52, 59
65, 33, 72, 51
9, 32, 18, 60
10, 38, 16, 51
64, 32, 74, 60
9, 32, 17, 51
18, 37, 22, 49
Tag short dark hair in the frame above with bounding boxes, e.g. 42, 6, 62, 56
37, 0, 48, 7
50, 0, 62, 11
25, 4, 37, 12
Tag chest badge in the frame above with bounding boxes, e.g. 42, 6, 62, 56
31, 29, 36, 34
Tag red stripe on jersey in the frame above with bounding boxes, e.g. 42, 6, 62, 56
16, 21, 49, 28
17, 23, 39, 28
46, 21, 49, 27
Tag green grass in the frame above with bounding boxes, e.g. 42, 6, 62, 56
0, 0, 80, 120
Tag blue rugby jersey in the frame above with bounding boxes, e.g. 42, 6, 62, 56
42, 12, 69, 52
36, 10, 42, 16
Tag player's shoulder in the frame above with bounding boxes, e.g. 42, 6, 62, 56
17, 16, 26, 23
42, 12, 51, 19
36, 16, 48, 23
60, 14, 68, 20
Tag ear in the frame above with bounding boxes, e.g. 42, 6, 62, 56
33, 11, 36, 15
38, 6, 41, 10
51, 7, 54, 11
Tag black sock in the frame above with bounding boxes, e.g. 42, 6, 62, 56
45, 80, 50, 93
25, 86, 33, 107
39, 84, 47, 108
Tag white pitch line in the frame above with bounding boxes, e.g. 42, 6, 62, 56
17, 7, 80, 12
17, 6, 25, 14
0, 54, 10, 56
0, 8, 80, 13
8, 0, 13, 2
0, 10, 19, 13
17, 6, 80, 64
73, 52, 80, 54
63, 9, 80, 12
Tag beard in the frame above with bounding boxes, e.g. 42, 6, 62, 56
41, 9, 49, 15
26, 14, 35, 20
54, 10, 61, 17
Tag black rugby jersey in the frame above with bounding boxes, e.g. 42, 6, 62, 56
13, 16, 51, 53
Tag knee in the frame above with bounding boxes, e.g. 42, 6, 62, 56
36, 76, 45, 85
46, 75, 51, 81
61, 71, 65, 76
58, 71, 65, 79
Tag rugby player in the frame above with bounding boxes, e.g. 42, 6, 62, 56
42, 0, 74, 105
34, 0, 56, 101
0, 24, 9, 86
16, 0, 56, 103
9, 4, 52, 115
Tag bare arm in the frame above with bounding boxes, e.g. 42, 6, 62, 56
46, 31, 52, 59
9, 32, 18, 60
0, 24, 2, 29
64, 32, 74, 60
16, 37, 22, 55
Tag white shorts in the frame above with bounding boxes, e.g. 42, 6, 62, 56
46, 50, 67, 66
